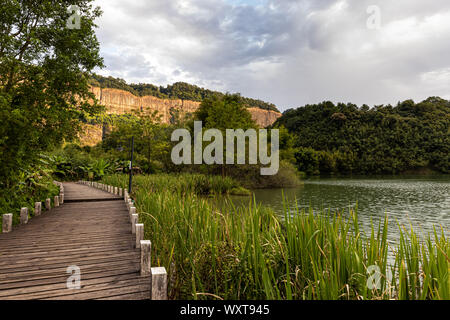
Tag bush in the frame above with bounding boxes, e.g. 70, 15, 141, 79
225, 161, 302, 189
0, 165, 60, 230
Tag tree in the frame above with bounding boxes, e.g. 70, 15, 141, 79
0, 0, 104, 186
102, 110, 173, 173
195, 94, 256, 130
275, 98, 450, 175
193, 94, 257, 177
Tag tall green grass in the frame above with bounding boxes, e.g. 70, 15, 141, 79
101, 174, 449, 300
103, 173, 249, 196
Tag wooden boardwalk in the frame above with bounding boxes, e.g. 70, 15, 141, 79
0, 182, 151, 300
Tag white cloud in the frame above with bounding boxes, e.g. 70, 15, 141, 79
92, 0, 450, 111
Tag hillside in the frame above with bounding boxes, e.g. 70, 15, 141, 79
274, 97, 450, 175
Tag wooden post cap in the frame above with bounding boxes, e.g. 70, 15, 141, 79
129, 206, 136, 219
151, 267, 168, 300
131, 213, 138, 234
34, 202, 42, 216
45, 198, 51, 210
2, 214, 13, 233
140, 240, 151, 276
20, 207, 28, 224
135, 224, 144, 248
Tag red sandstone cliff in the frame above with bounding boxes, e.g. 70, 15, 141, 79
80, 87, 281, 145
90, 87, 281, 127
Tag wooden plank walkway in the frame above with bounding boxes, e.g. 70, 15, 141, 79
0, 182, 151, 300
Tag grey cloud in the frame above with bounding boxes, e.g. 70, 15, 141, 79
93, 0, 450, 110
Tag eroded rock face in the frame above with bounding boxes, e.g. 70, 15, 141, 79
90, 87, 200, 123
247, 107, 282, 128
91, 87, 281, 127
80, 87, 281, 145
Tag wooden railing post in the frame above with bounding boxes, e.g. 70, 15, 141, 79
129, 206, 136, 221
45, 198, 51, 211
135, 224, 144, 248
59, 193, 64, 204
34, 202, 42, 216
2, 214, 12, 233
120, 184, 168, 300
131, 213, 138, 234
20, 207, 28, 224
54, 195, 60, 207
151, 267, 168, 300
140, 240, 151, 276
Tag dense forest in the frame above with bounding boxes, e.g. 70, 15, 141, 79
274, 97, 450, 175
89, 74, 280, 112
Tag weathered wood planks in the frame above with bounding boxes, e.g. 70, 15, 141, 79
0, 182, 151, 300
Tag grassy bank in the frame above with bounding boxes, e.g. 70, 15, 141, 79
102, 174, 449, 300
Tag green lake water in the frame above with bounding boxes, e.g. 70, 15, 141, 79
226, 175, 450, 244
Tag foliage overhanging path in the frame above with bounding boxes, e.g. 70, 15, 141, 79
0, 183, 150, 300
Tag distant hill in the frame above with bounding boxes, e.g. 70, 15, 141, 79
89, 74, 280, 113
274, 97, 450, 175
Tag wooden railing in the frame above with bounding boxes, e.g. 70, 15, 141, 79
78, 180, 168, 300
2, 181, 64, 233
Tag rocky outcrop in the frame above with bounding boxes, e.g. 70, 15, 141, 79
80, 87, 281, 145
90, 87, 281, 127
247, 107, 282, 128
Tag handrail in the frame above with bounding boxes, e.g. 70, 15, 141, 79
1, 181, 64, 233
78, 180, 168, 300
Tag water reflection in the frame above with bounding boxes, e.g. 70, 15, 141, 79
223, 175, 450, 244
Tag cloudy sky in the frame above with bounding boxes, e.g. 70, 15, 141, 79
92, 0, 450, 111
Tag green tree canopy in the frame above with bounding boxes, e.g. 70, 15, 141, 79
275, 97, 450, 174
0, 0, 104, 186
101, 110, 172, 173
194, 94, 257, 130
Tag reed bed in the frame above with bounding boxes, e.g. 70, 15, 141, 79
101, 174, 449, 300
103, 173, 248, 196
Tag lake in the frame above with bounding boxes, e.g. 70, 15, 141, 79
227, 175, 450, 244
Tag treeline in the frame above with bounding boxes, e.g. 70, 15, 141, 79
274, 97, 450, 175
89, 74, 280, 112
93, 95, 300, 189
